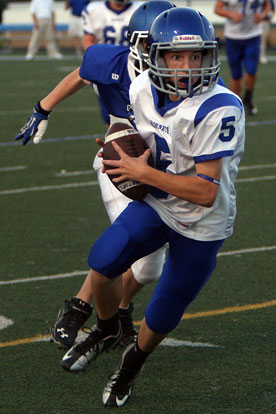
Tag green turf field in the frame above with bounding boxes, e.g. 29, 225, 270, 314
0, 51, 276, 414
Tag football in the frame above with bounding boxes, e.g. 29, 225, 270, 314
102, 122, 154, 201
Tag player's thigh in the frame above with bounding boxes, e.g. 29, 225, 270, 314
145, 233, 224, 333
244, 36, 260, 75
88, 201, 168, 278
226, 38, 244, 79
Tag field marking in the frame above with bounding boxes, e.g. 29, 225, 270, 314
0, 270, 88, 285
1, 299, 275, 349
160, 338, 222, 348
55, 170, 94, 177
53, 163, 276, 178
236, 175, 276, 183
1, 116, 276, 148
1, 173, 275, 196
0, 181, 98, 195
0, 245, 275, 286
181, 300, 276, 320
0, 316, 14, 330
239, 163, 276, 171
0, 165, 26, 172
0, 134, 104, 147
0, 107, 99, 117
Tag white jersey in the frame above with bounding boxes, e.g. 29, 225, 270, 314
82, 1, 142, 46
29, 0, 55, 19
129, 71, 245, 241
222, 0, 266, 39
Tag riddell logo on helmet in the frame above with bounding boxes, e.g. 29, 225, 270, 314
173, 35, 202, 42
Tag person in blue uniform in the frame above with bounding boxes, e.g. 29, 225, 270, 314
65, 0, 90, 56
14, 0, 175, 351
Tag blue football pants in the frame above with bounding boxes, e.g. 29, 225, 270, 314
88, 201, 224, 334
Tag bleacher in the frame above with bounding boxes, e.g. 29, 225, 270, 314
1, 1, 276, 51
0, 23, 70, 50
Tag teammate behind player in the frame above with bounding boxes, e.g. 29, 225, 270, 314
69, 7, 245, 407
82, 0, 142, 50
214, 0, 271, 115
15, 1, 176, 351
82, 0, 143, 126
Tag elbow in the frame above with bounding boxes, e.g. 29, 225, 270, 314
198, 187, 218, 208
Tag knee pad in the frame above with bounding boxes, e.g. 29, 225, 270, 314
131, 245, 167, 285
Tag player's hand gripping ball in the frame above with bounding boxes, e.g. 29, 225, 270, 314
103, 122, 154, 201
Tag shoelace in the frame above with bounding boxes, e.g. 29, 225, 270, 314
75, 327, 102, 353
107, 369, 133, 393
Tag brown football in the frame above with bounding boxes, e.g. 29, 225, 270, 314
102, 122, 154, 201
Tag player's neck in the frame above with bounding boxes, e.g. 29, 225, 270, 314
169, 93, 181, 102
109, 2, 127, 11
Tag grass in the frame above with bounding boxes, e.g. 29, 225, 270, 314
0, 49, 276, 414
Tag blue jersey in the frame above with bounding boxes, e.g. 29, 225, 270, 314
79, 44, 132, 119
69, 0, 90, 17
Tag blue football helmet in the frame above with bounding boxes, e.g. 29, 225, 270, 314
127, 1, 176, 74
112, 0, 132, 5
147, 7, 220, 97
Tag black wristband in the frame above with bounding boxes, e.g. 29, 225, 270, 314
35, 101, 52, 116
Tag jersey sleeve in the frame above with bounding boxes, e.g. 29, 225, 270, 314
79, 44, 130, 84
190, 93, 244, 163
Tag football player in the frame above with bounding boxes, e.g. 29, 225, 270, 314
15, 1, 176, 351
82, 0, 143, 50
82, 0, 143, 125
68, 7, 245, 407
214, 0, 272, 115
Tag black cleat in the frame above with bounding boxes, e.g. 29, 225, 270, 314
50, 297, 92, 349
102, 344, 144, 407
243, 91, 257, 116
61, 323, 122, 372
119, 303, 138, 348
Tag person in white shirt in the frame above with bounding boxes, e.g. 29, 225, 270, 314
214, 0, 271, 115
26, 0, 63, 60
82, 0, 142, 50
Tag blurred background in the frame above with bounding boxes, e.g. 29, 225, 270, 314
1, 0, 276, 53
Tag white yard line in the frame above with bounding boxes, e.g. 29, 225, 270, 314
0, 181, 98, 195
1, 245, 275, 286
239, 163, 276, 171
236, 175, 276, 183
1, 173, 275, 196
0, 165, 26, 172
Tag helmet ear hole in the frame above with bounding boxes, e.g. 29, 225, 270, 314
127, 1, 176, 75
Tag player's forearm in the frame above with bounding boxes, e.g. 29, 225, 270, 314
40, 69, 86, 111
261, 1, 272, 19
214, 3, 237, 19
140, 166, 219, 208
82, 34, 97, 51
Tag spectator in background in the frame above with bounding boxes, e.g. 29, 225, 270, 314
260, 0, 275, 63
26, 0, 63, 60
65, 0, 90, 56
214, 0, 271, 115
0, 0, 8, 24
